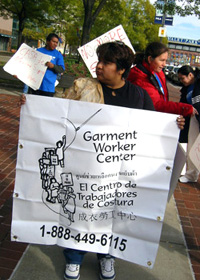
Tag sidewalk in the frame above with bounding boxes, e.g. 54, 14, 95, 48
0, 87, 199, 280
9, 199, 195, 280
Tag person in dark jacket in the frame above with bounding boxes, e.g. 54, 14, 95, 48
20, 41, 185, 280
62, 41, 184, 280
178, 65, 200, 183
63, 41, 155, 280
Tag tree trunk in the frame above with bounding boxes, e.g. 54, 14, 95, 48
81, 0, 108, 46
81, 17, 93, 45
17, 30, 23, 49
17, 18, 25, 49
81, 0, 94, 45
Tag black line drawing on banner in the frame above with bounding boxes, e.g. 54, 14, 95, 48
39, 109, 102, 224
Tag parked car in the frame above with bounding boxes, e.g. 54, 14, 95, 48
164, 65, 175, 78
171, 66, 182, 85
167, 66, 181, 81
163, 65, 168, 75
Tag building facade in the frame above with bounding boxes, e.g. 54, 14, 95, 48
0, 16, 13, 51
167, 37, 200, 67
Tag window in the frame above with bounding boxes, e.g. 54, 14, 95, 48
168, 44, 176, 49
12, 19, 19, 30
195, 56, 200, 63
176, 45, 182, 50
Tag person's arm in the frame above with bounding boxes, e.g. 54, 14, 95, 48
128, 67, 194, 117
19, 94, 26, 105
45, 62, 64, 73
179, 87, 188, 103
141, 79, 194, 117
176, 115, 185, 130
53, 64, 65, 74
192, 79, 200, 114
191, 79, 200, 127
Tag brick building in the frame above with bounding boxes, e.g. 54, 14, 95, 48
167, 37, 200, 67
0, 16, 13, 51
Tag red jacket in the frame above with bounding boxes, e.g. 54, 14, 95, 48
127, 61, 193, 117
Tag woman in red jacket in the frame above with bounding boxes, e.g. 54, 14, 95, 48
127, 42, 197, 117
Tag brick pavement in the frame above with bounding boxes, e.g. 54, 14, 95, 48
174, 183, 200, 280
168, 82, 200, 280
0, 94, 28, 280
0, 92, 199, 280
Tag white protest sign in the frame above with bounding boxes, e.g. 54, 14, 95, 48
168, 143, 186, 202
78, 25, 135, 78
187, 116, 200, 172
3, 43, 52, 90
11, 95, 180, 268
189, 133, 200, 172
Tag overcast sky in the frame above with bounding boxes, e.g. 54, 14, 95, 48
166, 14, 200, 40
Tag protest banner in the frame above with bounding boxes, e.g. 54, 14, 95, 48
11, 95, 180, 268
3, 43, 52, 90
168, 143, 186, 201
78, 25, 135, 78
189, 133, 200, 172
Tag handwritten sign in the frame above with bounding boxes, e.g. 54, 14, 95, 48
3, 43, 52, 90
11, 95, 181, 268
78, 25, 135, 78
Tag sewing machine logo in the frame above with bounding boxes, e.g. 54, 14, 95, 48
38, 109, 102, 224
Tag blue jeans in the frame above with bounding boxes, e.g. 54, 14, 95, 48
23, 84, 29, 94
63, 248, 112, 265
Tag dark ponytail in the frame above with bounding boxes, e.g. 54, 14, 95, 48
134, 42, 168, 65
178, 65, 200, 79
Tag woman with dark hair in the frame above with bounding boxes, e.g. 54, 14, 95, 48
65, 41, 155, 111
20, 41, 185, 280
178, 65, 200, 183
127, 42, 197, 118
63, 41, 184, 280
63, 42, 155, 280
20, 41, 156, 280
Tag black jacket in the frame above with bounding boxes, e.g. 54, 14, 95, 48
191, 74, 200, 129
179, 86, 191, 143
179, 73, 200, 143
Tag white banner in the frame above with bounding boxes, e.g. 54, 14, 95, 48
78, 25, 135, 78
190, 133, 200, 171
168, 143, 186, 201
11, 95, 180, 268
3, 43, 52, 90
189, 116, 200, 172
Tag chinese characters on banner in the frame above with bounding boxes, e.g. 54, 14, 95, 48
12, 95, 180, 268
3, 43, 52, 90
78, 25, 135, 78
